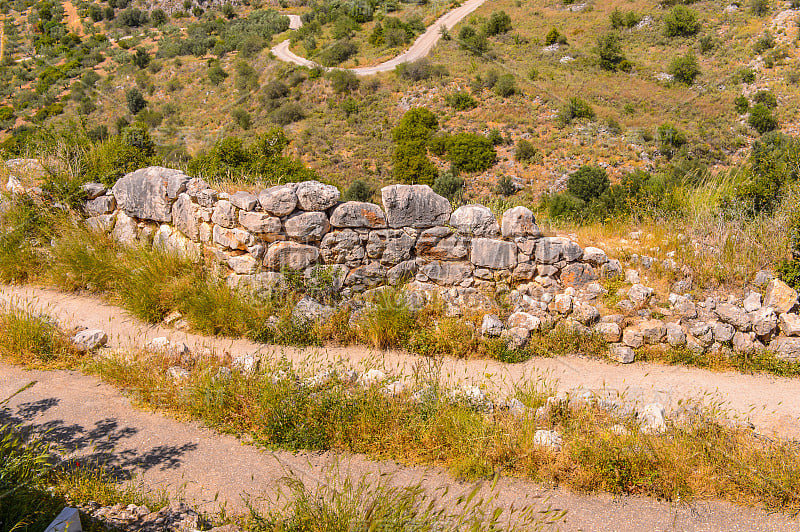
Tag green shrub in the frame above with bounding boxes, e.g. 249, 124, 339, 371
738, 68, 756, 83
396, 59, 448, 81
753, 90, 777, 109
132, 48, 150, 69
657, 123, 687, 157
494, 175, 516, 196
392, 107, 439, 144
515, 139, 538, 163
753, 32, 775, 54
547, 191, 586, 220
270, 102, 305, 125
342, 179, 374, 202
232, 108, 252, 130
432, 171, 464, 202
125, 88, 147, 114
458, 25, 488, 55
493, 74, 517, 97
329, 70, 360, 93
597, 32, 626, 71
748, 104, 778, 134
439, 133, 497, 173
610, 8, 640, 29
558, 97, 595, 126
669, 52, 700, 85
567, 165, 610, 203
318, 39, 358, 66
445, 91, 477, 111
485, 10, 512, 36
487, 129, 504, 146
83, 124, 155, 185
734, 95, 750, 114
750, 0, 769, 15
151, 8, 167, 24
392, 108, 440, 185
663, 6, 700, 37
207, 63, 228, 85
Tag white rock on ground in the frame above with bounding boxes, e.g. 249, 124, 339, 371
533, 429, 563, 451
72, 329, 108, 351
359, 368, 386, 386
639, 403, 667, 434
779, 313, 800, 336
610, 345, 635, 363
480, 314, 504, 337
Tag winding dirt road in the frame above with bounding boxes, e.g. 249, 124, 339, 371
2, 284, 800, 441
271, 0, 489, 76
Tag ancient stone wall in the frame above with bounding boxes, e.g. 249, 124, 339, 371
51, 165, 800, 363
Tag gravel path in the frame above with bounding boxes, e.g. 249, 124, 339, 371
271, 0, 488, 76
2, 284, 799, 440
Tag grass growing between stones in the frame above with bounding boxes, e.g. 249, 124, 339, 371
0, 302, 86, 369
85, 350, 800, 513
637, 345, 800, 378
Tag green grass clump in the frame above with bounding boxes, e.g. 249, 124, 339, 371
0, 305, 84, 369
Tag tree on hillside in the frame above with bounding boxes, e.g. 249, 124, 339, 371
392, 108, 440, 185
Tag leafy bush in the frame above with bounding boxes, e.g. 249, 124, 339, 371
610, 8, 640, 29
125, 88, 147, 114
494, 175, 516, 196
663, 6, 699, 37
753, 90, 777, 109
558, 97, 595, 126
458, 25, 488, 55
515, 139, 538, 163
392, 108, 439, 185
395, 59, 447, 81
207, 63, 228, 85
445, 91, 478, 111
753, 32, 775, 54
597, 32, 626, 71
433, 133, 497, 173
485, 10, 512, 36
493, 74, 517, 97
657, 123, 687, 157
734, 95, 750, 114
732, 132, 799, 214
738, 68, 756, 83
545, 27, 561, 46
669, 52, 700, 85
748, 104, 778, 134
318, 39, 358, 66
567, 165, 610, 203
83, 124, 155, 185
750, 0, 769, 15
232, 108, 252, 130
329, 70, 360, 93
342, 179, 374, 202
432, 171, 464, 202
487, 129, 505, 146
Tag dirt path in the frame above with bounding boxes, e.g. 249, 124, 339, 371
271, 0, 488, 76
2, 363, 798, 531
2, 284, 799, 441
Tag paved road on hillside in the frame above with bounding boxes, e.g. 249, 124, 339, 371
2, 284, 799, 442
271, 0, 489, 76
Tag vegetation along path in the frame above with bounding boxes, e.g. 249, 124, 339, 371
3, 284, 800, 443
271, 0, 490, 76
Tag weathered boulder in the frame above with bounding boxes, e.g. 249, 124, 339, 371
387, 260, 417, 285
213, 225, 252, 250
639, 403, 667, 434
764, 279, 798, 314
769, 337, 800, 361
285, 211, 330, 243
258, 185, 297, 216
172, 194, 201, 241
501, 206, 541, 238
238, 211, 282, 239
560, 263, 598, 288
320, 230, 366, 267
532, 429, 562, 451
553, 293, 573, 314
581, 247, 608, 265
381, 184, 450, 228
503, 327, 530, 350
229, 191, 259, 211
733, 331, 758, 354
419, 261, 473, 285
450, 204, 499, 237
296, 181, 340, 211
112, 167, 189, 222
751, 307, 778, 337
507, 311, 542, 331
86, 195, 116, 216
534, 237, 582, 264
600, 259, 623, 279
743, 291, 762, 312
211, 200, 238, 228
471, 238, 517, 269
293, 296, 335, 323
622, 326, 645, 348
594, 322, 622, 342
713, 321, 735, 343
481, 314, 504, 337
82, 182, 107, 200
345, 262, 388, 289
779, 313, 800, 336
72, 329, 108, 351
264, 241, 319, 270
666, 322, 686, 346
86, 214, 116, 233
329, 201, 387, 228
715, 303, 751, 331
573, 302, 600, 325
227, 254, 258, 275
112, 211, 138, 243
610, 345, 635, 363
416, 226, 469, 261
628, 284, 654, 304
366, 229, 416, 265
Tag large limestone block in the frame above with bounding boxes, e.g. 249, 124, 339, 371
764, 279, 798, 314
211, 200, 237, 228
264, 241, 319, 270
258, 185, 297, 216
769, 337, 800, 361
345, 262, 388, 289
86, 195, 116, 216
471, 238, 517, 269
381, 184, 451, 228
534, 236, 582, 264
416, 226, 469, 261
420, 260, 473, 285
329, 201, 387, 228
296, 180, 340, 211
366, 229, 416, 265
320, 229, 366, 266
501, 206, 541, 238
239, 211, 282, 239
111, 166, 189, 222
560, 263, 598, 288
449, 204, 499, 237
229, 191, 259, 211
172, 193, 200, 241
213, 225, 253, 250
715, 303, 752, 331
112, 211, 138, 244
285, 211, 330, 243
